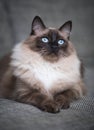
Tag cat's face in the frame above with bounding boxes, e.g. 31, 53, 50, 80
25, 16, 74, 62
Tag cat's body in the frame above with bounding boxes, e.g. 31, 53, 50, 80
0, 16, 86, 113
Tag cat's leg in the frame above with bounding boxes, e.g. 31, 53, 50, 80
14, 88, 61, 113
13, 80, 61, 113
40, 98, 61, 113
54, 89, 79, 109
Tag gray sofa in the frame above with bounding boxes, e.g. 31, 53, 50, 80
0, 96, 94, 130
0, 0, 94, 130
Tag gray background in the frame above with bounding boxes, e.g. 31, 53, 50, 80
0, 0, 94, 62
0, 0, 94, 130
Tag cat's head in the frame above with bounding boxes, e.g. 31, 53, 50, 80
24, 16, 75, 62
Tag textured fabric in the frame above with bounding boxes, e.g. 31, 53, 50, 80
0, 97, 94, 130
71, 96, 94, 114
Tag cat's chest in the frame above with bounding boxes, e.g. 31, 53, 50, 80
33, 63, 62, 89
30, 60, 80, 90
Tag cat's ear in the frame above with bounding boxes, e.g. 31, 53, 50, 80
59, 21, 72, 39
31, 16, 46, 35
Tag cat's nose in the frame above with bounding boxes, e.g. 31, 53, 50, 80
51, 46, 59, 53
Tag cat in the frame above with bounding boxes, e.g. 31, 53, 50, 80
0, 16, 86, 113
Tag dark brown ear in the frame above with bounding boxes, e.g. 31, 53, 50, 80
59, 21, 72, 39
31, 16, 46, 35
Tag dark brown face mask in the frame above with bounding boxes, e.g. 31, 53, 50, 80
27, 16, 72, 62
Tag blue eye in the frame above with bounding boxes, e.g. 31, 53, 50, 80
41, 37, 49, 43
58, 39, 65, 45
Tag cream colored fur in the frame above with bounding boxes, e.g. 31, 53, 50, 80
10, 42, 83, 97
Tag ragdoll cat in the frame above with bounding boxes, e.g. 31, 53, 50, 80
0, 16, 86, 113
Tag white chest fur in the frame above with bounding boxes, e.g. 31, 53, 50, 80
11, 43, 81, 91
29, 58, 80, 90
30, 62, 63, 90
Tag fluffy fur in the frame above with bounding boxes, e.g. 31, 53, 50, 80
11, 42, 83, 95
0, 16, 86, 113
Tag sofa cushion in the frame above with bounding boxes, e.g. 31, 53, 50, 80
0, 96, 94, 130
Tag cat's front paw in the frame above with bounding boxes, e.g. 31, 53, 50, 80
55, 95, 70, 109
61, 101, 70, 109
41, 100, 60, 113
